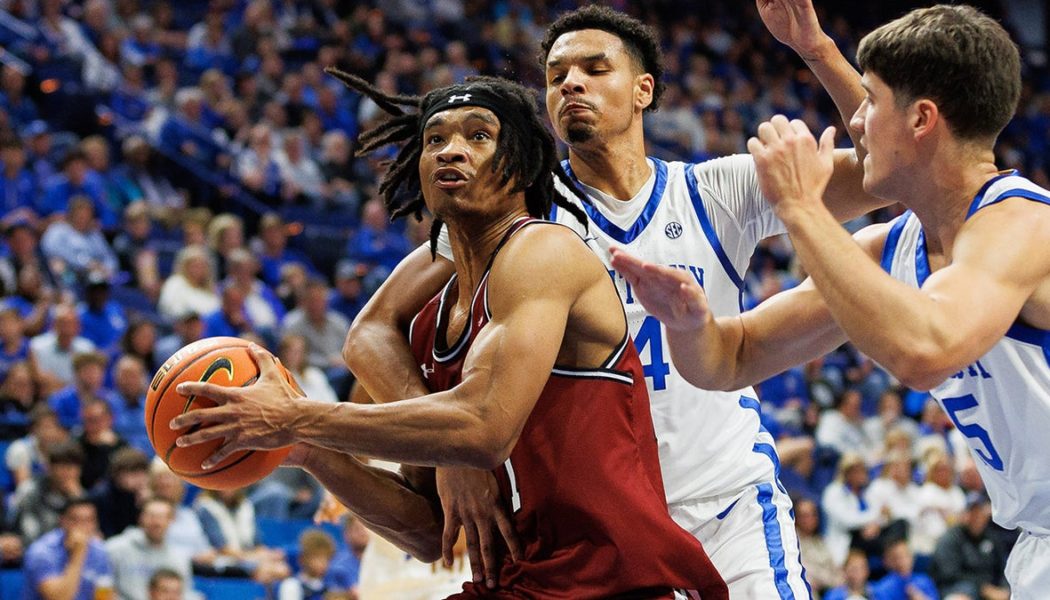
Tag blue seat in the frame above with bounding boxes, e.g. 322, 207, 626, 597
192, 576, 266, 599
0, 568, 25, 598
256, 517, 313, 549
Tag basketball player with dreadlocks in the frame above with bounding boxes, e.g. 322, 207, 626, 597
344, 1, 885, 596
171, 76, 730, 598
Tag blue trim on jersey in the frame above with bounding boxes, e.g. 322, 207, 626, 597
684, 163, 746, 295
965, 171, 1019, 218
560, 158, 668, 244
880, 212, 911, 274
548, 202, 558, 221
757, 482, 796, 600
1005, 321, 1050, 367
915, 229, 932, 286
968, 188, 1050, 220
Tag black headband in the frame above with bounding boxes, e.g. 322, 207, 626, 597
418, 87, 527, 140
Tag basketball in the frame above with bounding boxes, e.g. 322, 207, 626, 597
146, 336, 298, 490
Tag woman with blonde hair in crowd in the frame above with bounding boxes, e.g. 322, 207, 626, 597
206, 213, 245, 279
865, 450, 922, 541
157, 245, 220, 321
913, 449, 967, 555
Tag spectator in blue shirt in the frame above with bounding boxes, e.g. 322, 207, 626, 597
22, 121, 57, 187
22, 496, 112, 600
0, 134, 39, 224
328, 515, 368, 592
38, 150, 116, 230
825, 549, 890, 600
329, 259, 368, 323
202, 284, 254, 339
76, 273, 127, 353
253, 212, 316, 288
0, 304, 32, 384
47, 350, 118, 432
40, 196, 119, 288
0, 65, 39, 129
345, 198, 410, 275
874, 540, 940, 600
158, 88, 228, 170
109, 355, 151, 456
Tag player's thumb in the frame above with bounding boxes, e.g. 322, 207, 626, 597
818, 126, 836, 159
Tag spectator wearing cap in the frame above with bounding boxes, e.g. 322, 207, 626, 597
22, 121, 57, 186
21, 495, 112, 600
90, 447, 151, 538
4, 405, 70, 491
10, 440, 86, 544
929, 492, 1010, 600
252, 212, 316, 287
40, 195, 119, 286
344, 197, 411, 275
47, 350, 118, 431
329, 259, 368, 323
0, 134, 39, 224
77, 272, 128, 353
0, 65, 39, 129
225, 247, 284, 333
30, 303, 96, 389
76, 397, 127, 490
110, 354, 151, 455
155, 311, 204, 365
157, 245, 221, 321
38, 149, 116, 230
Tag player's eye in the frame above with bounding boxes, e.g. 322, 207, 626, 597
549, 74, 565, 84
472, 131, 491, 141
427, 134, 443, 145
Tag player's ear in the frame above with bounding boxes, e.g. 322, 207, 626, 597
911, 98, 939, 142
635, 73, 654, 112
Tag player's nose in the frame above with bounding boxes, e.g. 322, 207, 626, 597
560, 67, 587, 96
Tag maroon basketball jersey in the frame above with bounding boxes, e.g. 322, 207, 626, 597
409, 218, 728, 599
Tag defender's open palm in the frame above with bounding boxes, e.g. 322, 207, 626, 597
610, 247, 711, 332
757, 0, 827, 55
748, 115, 835, 213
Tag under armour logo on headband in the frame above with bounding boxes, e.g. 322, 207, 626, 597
447, 94, 473, 104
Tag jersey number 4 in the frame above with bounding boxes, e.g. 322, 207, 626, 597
635, 316, 671, 391
942, 394, 1005, 472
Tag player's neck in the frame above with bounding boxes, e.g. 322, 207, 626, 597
446, 210, 529, 303
567, 135, 651, 201
903, 150, 1000, 258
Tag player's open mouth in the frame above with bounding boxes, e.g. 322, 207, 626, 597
434, 168, 469, 189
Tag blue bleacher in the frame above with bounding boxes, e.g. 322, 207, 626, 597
193, 576, 267, 599
0, 568, 24, 598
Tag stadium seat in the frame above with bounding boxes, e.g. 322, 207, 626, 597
0, 569, 24, 598
193, 576, 267, 599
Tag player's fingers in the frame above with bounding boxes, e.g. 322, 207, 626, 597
789, 118, 812, 140
770, 114, 793, 137
756, 120, 779, 143
641, 262, 694, 287
477, 520, 499, 588
746, 136, 765, 159
441, 513, 461, 568
176, 381, 237, 405
494, 509, 522, 562
169, 405, 233, 430
201, 439, 240, 470
818, 126, 837, 158
464, 523, 484, 584
249, 343, 279, 378
175, 421, 235, 448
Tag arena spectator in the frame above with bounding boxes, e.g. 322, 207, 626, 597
109, 355, 151, 456
106, 497, 195, 600
864, 390, 919, 451
31, 302, 96, 393
824, 549, 883, 600
328, 514, 368, 593
154, 311, 204, 364
76, 272, 127, 353
40, 196, 119, 286
0, 361, 36, 441
194, 487, 291, 584
275, 128, 325, 204
328, 259, 368, 323
4, 405, 69, 491
866, 450, 923, 540
118, 319, 159, 373
281, 277, 350, 390
277, 529, 344, 600
0, 134, 38, 224
148, 568, 186, 600
148, 459, 219, 573
278, 333, 337, 404
816, 388, 879, 464
206, 213, 246, 279
110, 201, 163, 299
202, 284, 254, 339
873, 539, 939, 599
111, 137, 185, 217
38, 150, 116, 231
157, 245, 220, 321
158, 87, 227, 169
913, 449, 967, 556
6, 263, 56, 338
46, 350, 115, 431
252, 212, 316, 288
0, 303, 32, 383
76, 397, 127, 491
929, 493, 1010, 600
223, 248, 284, 335
21, 496, 112, 600
794, 497, 843, 596
344, 198, 410, 274
821, 452, 882, 567
90, 447, 150, 538
10, 440, 86, 544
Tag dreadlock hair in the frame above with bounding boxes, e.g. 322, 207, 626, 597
540, 6, 665, 112
325, 68, 590, 257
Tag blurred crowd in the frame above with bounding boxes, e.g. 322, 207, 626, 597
0, 0, 1046, 598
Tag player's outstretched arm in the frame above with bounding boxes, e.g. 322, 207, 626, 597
285, 444, 445, 563
343, 244, 454, 404
757, 0, 884, 221
751, 117, 1050, 390
172, 226, 592, 468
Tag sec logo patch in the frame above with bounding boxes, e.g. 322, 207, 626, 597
665, 222, 683, 239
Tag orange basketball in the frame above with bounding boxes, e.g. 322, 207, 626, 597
145, 336, 298, 490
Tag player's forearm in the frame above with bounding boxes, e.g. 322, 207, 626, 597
298, 447, 444, 563
292, 383, 507, 469
664, 315, 745, 391
779, 205, 959, 389
343, 313, 430, 402
799, 36, 866, 159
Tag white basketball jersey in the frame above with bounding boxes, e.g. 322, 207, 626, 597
547, 156, 787, 503
881, 172, 1050, 533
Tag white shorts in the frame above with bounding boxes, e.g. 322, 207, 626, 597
670, 481, 811, 599
1005, 530, 1050, 599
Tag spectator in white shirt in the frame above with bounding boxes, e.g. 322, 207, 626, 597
817, 388, 879, 464
821, 452, 881, 567
157, 245, 220, 321
913, 449, 967, 555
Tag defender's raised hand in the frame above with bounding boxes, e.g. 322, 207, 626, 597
610, 247, 712, 333
756, 0, 830, 57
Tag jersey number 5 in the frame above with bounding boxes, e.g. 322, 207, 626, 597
635, 316, 670, 391
942, 394, 1005, 472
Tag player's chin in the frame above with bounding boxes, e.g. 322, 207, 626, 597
564, 121, 598, 145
